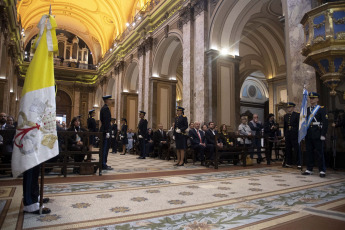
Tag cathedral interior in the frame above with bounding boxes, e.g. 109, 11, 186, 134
1, 0, 345, 229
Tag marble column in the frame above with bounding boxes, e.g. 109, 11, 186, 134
114, 66, 119, 120
193, 0, 207, 123
73, 89, 80, 118
144, 37, 153, 128
180, 5, 194, 120
137, 44, 145, 113
117, 61, 124, 119
283, 0, 316, 107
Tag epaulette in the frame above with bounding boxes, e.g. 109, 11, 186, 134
320, 106, 324, 108
183, 115, 186, 117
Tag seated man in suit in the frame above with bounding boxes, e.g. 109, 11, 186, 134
205, 122, 219, 161
153, 123, 168, 158
189, 121, 206, 166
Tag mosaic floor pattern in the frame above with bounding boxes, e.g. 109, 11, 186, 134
1, 166, 344, 229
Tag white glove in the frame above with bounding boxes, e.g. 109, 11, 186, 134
111, 135, 115, 138
320, 136, 326, 141
139, 135, 143, 139
120, 135, 123, 140
176, 128, 181, 133
106, 133, 110, 139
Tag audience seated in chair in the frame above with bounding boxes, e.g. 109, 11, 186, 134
67, 117, 87, 174
153, 124, 168, 159
188, 121, 206, 166
146, 128, 154, 157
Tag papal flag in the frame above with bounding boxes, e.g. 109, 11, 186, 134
298, 87, 308, 144
12, 14, 59, 178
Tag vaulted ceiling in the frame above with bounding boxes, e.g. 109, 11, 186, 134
17, 0, 148, 61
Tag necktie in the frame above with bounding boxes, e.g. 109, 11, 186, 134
196, 129, 202, 143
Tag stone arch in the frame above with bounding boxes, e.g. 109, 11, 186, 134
152, 35, 183, 79
123, 60, 139, 93
95, 85, 103, 108
106, 78, 115, 95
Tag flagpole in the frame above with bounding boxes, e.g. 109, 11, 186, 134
39, 4, 52, 215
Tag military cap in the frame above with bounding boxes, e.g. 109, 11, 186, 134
176, 106, 185, 111
308, 92, 320, 98
286, 102, 296, 107
88, 109, 95, 114
121, 118, 127, 123
102, 95, 112, 100
111, 117, 116, 121
139, 111, 146, 115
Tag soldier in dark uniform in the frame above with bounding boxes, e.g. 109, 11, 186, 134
87, 109, 97, 160
137, 111, 148, 159
283, 102, 300, 168
174, 106, 188, 166
302, 92, 328, 177
100, 95, 113, 170
110, 118, 118, 154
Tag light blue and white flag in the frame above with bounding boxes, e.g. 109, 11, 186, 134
298, 87, 308, 143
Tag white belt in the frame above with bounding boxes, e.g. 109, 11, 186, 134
311, 122, 320, 125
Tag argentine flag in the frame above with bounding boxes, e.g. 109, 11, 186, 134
298, 88, 308, 143
12, 15, 59, 178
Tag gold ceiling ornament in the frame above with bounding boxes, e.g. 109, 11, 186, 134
17, 0, 150, 58
301, 2, 345, 96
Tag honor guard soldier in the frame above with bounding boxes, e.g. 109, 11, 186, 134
174, 106, 188, 166
137, 111, 148, 159
302, 92, 328, 177
283, 102, 300, 168
100, 95, 113, 170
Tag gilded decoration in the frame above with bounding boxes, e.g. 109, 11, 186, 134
301, 2, 345, 95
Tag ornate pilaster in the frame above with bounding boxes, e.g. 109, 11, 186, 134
179, 3, 194, 25
116, 61, 125, 119
192, 0, 207, 17
144, 37, 153, 127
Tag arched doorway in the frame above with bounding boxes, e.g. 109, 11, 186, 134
56, 90, 73, 126
123, 61, 139, 131
151, 35, 182, 129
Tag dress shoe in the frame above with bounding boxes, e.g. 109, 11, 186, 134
102, 166, 113, 170
284, 164, 292, 168
120, 153, 126, 155
297, 165, 302, 170
137, 156, 146, 159
302, 170, 312, 175
256, 158, 261, 164
177, 163, 184, 166
112, 152, 117, 154
174, 163, 179, 166
25, 207, 51, 215
43, 198, 50, 204
319, 171, 326, 178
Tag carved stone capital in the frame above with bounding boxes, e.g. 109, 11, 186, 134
138, 44, 145, 58
144, 37, 153, 52
192, 0, 207, 16
179, 4, 194, 25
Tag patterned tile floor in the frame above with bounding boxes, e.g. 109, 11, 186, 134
1, 152, 345, 229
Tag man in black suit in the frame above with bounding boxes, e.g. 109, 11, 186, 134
153, 123, 168, 158
189, 121, 206, 165
100, 95, 113, 170
283, 102, 300, 168
137, 111, 148, 159
249, 114, 264, 163
205, 122, 217, 161
110, 118, 118, 154
302, 92, 328, 178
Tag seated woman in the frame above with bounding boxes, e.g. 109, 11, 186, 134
145, 128, 154, 157
237, 116, 252, 147
126, 129, 135, 153
218, 124, 238, 165
67, 116, 87, 174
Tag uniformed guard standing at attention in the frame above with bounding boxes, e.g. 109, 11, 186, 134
87, 109, 97, 160
283, 102, 300, 169
100, 95, 113, 170
302, 92, 328, 177
137, 111, 148, 159
174, 106, 188, 166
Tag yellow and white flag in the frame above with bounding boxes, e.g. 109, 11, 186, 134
12, 14, 59, 178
